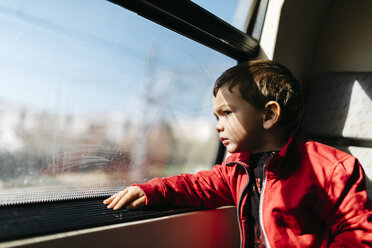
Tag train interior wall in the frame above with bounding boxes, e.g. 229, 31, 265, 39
274, 0, 372, 195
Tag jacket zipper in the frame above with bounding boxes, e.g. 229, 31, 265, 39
258, 153, 275, 248
226, 161, 250, 248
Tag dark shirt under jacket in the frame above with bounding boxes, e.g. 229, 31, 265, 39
246, 152, 275, 248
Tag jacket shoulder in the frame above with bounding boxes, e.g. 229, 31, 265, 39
301, 140, 356, 168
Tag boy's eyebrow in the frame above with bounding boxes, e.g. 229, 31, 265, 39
214, 103, 232, 110
213, 103, 231, 116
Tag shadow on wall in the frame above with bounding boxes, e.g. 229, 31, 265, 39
340, 147, 372, 197
363, 170, 372, 197
301, 72, 372, 198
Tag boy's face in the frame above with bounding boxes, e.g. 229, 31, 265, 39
213, 84, 265, 153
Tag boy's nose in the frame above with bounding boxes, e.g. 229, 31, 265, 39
216, 122, 224, 133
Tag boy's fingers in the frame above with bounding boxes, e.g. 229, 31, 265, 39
107, 189, 128, 208
125, 195, 146, 210
104, 186, 145, 210
103, 192, 119, 204
113, 188, 141, 210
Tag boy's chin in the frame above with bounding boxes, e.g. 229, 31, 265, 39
226, 145, 250, 154
226, 145, 239, 154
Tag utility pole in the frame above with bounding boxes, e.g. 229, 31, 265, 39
131, 46, 157, 181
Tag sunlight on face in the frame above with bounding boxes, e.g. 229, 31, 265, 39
213, 85, 265, 153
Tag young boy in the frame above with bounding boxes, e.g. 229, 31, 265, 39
104, 60, 372, 247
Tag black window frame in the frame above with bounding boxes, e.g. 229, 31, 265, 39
0, 0, 266, 242
109, 0, 259, 63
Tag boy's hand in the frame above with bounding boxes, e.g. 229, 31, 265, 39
103, 186, 146, 210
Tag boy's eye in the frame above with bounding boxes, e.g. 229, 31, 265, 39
223, 111, 231, 116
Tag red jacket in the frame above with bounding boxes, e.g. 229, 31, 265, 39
135, 137, 372, 247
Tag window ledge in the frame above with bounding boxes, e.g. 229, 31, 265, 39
0, 206, 239, 248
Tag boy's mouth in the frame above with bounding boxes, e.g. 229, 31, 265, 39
220, 137, 229, 145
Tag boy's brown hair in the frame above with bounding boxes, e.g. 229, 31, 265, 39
213, 59, 304, 133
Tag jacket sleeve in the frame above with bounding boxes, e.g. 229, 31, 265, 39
325, 158, 372, 247
132, 163, 235, 208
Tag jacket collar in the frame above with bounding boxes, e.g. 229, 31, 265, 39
266, 135, 301, 179
226, 135, 300, 178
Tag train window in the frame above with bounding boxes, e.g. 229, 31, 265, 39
0, 0, 237, 205
191, 0, 256, 31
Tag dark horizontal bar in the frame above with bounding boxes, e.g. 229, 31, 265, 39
108, 0, 259, 62
307, 135, 372, 148
0, 197, 198, 242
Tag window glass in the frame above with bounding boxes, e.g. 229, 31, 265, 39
191, 0, 256, 32
0, 0, 235, 204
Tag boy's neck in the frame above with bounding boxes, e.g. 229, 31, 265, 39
251, 131, 290, 154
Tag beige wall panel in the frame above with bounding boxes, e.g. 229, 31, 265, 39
273, 0, 332, 81
313, 0, 372, 73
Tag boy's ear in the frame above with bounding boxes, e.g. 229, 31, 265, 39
262, 101, 281, 129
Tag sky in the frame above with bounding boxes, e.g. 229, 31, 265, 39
0, 0, 243, 121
